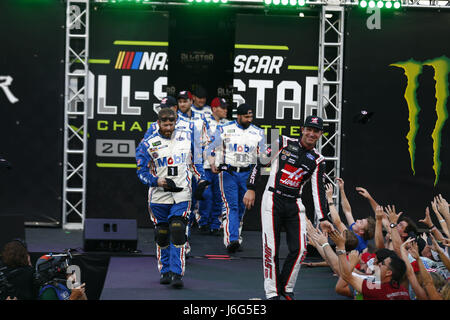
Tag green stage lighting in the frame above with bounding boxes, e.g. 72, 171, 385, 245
377, 0, 383, 8
359, 0, 367, 7
368, 0, 375, 8
282, 0, 288, 5
385, 1, 392, 8
273, 0, 280, 5
290, 0, 297, 5
393, 1, 401, 8
298, 0, 305, 6
265, 0, 272, 4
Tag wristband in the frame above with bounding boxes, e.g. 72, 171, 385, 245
321, 242, 330, 249
439, 219, 445, 223
428, 225, 435, 230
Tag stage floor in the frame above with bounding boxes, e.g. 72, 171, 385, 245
25, 227, 347, 300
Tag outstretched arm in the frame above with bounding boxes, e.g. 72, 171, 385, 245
384, 205, 404, 257
331, 229, 364, 294
431, 197, 450, 238
374, 206, 386, 249
325, 183, 346, 233
336, 178, 353, 225
419, 207, 445, 242
400, 238, 428, 300
409, 242, 442, 300
435, 194, 450, 235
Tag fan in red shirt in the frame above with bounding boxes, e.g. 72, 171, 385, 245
331, 229, 410, 300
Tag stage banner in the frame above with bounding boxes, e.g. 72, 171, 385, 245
233, 14, 320, 230
87, 8, 168, 227
0, 0, 64, 225
342, 7, 450, 223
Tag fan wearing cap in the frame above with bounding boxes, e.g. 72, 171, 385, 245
242, 115, 333, 300
135, 108, 209, 289
205, 103, 266, 253
197, 97, 229, 235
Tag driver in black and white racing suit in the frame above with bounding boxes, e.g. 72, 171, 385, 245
243, 115, 334, 300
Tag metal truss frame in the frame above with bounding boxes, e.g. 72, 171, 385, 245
62, 0, 90, 230
316, 3, 345, 215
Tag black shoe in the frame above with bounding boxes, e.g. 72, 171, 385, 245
266, 296, 280, 300
281, 292, 295, 300
226, 240, 240, 253
160, 272, 172, 285
171, 274, 184, 289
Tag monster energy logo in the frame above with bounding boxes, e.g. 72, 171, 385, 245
390, 56, 450, 185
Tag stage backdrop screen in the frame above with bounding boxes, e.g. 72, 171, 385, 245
341, 7, 450, 223
0, 0, 64, 225
87, 8, 169, 227
233, 13, 320, 230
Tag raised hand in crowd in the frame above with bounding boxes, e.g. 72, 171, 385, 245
429, 234, 450, 273
374, 205, 386, 249
420, 207, 445, 242
431, 196, 450, 238
384, 205, 404, 256
408, 240, 443, 300
399, 238, 428, 300
347, 250, 360, 272
325, 183, 346, 232
355, 186, 380, 215
335, 178, 353, 225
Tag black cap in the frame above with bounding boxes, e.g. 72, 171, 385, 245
177, 90, 191, 100
303, 115, 324, 130
211, 97, 228, 109
236, 103, 253, 115
375, 248, 396, 262
192, 86, 207, 99
417, 237, 427, 254
159, 96, 177, 109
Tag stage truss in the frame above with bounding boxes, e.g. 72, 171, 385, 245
63, 0, 449, 229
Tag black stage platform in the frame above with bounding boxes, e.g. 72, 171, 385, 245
25, 227, 347, 300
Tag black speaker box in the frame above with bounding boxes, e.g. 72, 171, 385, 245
0, 214, 25, 252
83, 218, 138, 252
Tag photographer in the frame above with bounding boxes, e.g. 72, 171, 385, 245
35, 253, 87, 300
0, 240, 38, 300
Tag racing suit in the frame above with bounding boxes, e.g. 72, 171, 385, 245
177, 109, 212, 230
191, 104, 214, 123
206, 120, 265, 248
198, 116, 228, 231
246, 135, 329, 299
136, 128, 206, 276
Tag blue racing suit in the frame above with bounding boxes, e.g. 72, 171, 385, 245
136, 127, 206, 276
206, 120, 266, 248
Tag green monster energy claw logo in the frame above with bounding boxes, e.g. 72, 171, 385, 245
390, 56, 450, 186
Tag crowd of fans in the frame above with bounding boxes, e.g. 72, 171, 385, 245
305, 178, 450, 300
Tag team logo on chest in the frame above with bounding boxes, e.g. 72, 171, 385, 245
280, 164, 307, 188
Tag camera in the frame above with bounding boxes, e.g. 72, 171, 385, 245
0, 266, 16, 300
34, 250, 73, 286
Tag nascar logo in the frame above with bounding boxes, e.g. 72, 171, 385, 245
115, 51, 168, 70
